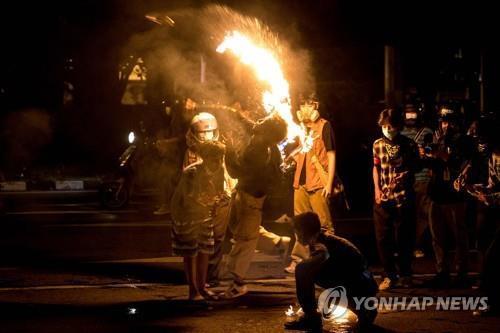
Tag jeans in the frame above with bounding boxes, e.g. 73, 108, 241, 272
429, 201, 468, 274
414, 181, 431, 249
373, 200, 416, 278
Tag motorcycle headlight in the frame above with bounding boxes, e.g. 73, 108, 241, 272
128, 131, 135, 144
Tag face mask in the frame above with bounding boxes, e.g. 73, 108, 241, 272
297, 104, 319, 123
382, 127, 398, 140
197, 130, 215, 142
404, 112, 418, 127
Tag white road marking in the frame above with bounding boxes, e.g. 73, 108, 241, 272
0, 190, 98, 195
45, 222, 170, 227
0, 283, 159, 292
6, 210, 138, 215
89, 257, 182, 263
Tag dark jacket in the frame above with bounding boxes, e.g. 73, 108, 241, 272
428, 130, 472, 203
307, 230, 368, 281
225, 138, 282, 198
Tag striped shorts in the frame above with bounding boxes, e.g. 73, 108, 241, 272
171, 217, 215, 257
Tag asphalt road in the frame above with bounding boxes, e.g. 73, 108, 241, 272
0, 276, 499, 333
0, 190, 374, 264
0, 192, 496, 332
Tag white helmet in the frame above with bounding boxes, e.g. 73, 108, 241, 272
186, 112, 219, 146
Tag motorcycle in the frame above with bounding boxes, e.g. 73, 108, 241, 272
99, 122, 159, 209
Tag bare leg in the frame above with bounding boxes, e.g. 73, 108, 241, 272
184, 255, 201, 300
196, 252, 212, 297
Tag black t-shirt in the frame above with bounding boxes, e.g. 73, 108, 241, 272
299, 121, 336, 185
322, 121, 336, 152
306, 230, 368, 278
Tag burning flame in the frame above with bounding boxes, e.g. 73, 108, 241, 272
328, 304, 348, 319
216, 31, 304, 143
285, 305, 304, 317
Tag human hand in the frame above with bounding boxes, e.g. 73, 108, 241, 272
374, 188, 382, 204
322, 184, 332, 199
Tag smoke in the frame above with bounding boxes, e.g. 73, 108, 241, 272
125, 4, 315, 122
0, 108, 53, 174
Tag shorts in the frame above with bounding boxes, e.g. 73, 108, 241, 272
171, 217, 215, 257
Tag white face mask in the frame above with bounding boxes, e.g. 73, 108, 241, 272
197, 130, 215, 142
382, 127, 397, 140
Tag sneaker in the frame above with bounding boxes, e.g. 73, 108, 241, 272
199, 288, 220, 301
413, 249, 425, 258
205, 280, 220, 288
153, 204, 170, 215
423, 272, 451, 289
284, 312, 322, 331
276, 236, 291, 260
275, 214, 292, 224
378, 277, 397, 291
285, 261, 297, 274
473, 306, 499, 317
221, 282, 248, 299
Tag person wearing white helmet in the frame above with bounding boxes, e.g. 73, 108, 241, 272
170, 112, 232, 301
182, 112, 218, 171
183, 112, 237, 285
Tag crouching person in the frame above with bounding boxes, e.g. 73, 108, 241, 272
285, 212, 378, 332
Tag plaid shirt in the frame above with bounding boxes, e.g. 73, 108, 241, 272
487, 152, 500, 206
373, 135, 418, 206
488, 152, 500, 189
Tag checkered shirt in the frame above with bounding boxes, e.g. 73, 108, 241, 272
373, 136, 417, 206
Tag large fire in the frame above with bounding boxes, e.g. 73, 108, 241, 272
216, 31, 304, 144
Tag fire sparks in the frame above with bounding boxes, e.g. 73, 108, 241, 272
216, 31, 303, 143
285, 305, 295, 316
285, 305, 304, 317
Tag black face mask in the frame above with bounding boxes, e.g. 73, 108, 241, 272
404, 120, 417, 127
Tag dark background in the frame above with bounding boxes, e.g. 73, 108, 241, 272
1, 0, 499, 213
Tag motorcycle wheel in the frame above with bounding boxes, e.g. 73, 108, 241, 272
100, 182, 130, 209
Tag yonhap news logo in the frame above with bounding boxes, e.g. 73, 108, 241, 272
318, 286, 349, 318
319, 286, 489, 314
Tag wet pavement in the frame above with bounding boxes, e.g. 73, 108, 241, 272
1, 271, 499, 333
0, 200, 498, 332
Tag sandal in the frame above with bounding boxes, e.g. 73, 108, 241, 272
221, 283, 248, 299
188, 294, 206, 302
200, 288, 220, 301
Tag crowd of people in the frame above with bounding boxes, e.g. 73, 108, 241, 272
157, 94, 499, 331
373, 103, 499, 294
